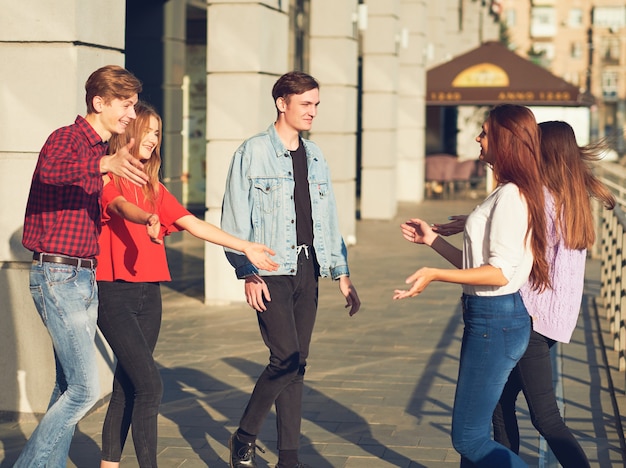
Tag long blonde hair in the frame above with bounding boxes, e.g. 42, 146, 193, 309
108, 101, 162, 209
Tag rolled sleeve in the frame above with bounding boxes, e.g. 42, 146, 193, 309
487, 185, 529, 280
488, 184, 528, 281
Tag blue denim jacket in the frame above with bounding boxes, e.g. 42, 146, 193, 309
221, 123, 350, 280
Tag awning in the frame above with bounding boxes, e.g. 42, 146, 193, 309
427, 41, 593, 107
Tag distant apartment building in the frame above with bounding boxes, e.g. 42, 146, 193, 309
501, 0, 626, 151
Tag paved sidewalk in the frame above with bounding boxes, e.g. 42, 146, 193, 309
1, 198, 624, 467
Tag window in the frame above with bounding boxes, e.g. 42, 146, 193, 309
570, 41, 582, 59
568, 8, 583, 28
600, 37, 621, 64
505, 9, 516, 28
533, 42, 554, 60
563, 72, 580, 86
602, 70, 619, 100
528, 42, 554, 67
531, 6, 557, 37
593, 6, 626, 29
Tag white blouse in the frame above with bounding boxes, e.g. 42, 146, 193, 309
462, 182, 534, 296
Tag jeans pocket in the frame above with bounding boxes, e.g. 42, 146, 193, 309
44, 263, 79, 285
502, 318, 530, 361
29, 283, 46, 322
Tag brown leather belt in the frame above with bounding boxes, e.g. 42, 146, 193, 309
33, 252, 97, 269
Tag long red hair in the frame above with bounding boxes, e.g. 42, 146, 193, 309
487, 104, 549, 291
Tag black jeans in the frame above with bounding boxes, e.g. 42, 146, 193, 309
97, 281, 163, 467
239, 248, 319, 450
492, 329, 590, 467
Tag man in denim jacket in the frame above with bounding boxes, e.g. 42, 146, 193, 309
221, 71, 361, 468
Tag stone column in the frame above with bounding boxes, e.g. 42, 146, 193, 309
359, 0, 400, 220
204, 1, 289, 303
309, 0, 360, 244
0, 0, 126, 416
162, 0, 187, 201
396, 0, 428, 203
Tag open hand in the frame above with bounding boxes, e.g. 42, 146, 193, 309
400, 218, 437, 246
100, 139, 149, 186
243, 243, 279, 272
392, 267, 435, 300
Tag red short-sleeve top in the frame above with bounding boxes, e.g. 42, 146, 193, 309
96, 180, 191, 282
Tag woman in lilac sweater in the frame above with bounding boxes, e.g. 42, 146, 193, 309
434, 120, 615, 466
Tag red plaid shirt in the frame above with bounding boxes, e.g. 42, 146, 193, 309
22, 116, 107, 258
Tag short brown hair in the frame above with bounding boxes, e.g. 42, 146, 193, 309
271, 71, 319, 103
85, 65, 142, 114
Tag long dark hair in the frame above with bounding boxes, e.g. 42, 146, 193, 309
539, 120, 615, 250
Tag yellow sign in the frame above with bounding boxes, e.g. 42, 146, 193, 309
452, 63, 509, 87
497, 91, 572, 102
429, 92, 463, 102
428, 90, 573, 103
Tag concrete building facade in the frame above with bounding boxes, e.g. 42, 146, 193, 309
0, 0, 498, 417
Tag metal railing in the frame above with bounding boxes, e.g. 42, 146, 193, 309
599, 202, 626, 373
596, 162, 626, 373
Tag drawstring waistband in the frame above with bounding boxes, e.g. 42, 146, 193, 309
296, 244, 310, 259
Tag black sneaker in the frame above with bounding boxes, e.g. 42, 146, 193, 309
229, 432, 264, 468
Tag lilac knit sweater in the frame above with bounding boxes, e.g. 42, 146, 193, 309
519, 191, 586, 344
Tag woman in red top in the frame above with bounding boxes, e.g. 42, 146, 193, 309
97, 101, 278, 468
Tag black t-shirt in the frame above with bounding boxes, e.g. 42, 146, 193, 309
290, 142, 314, 246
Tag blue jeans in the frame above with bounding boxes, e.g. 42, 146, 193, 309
452, 293, 530, 467
97, 280, 163, 467
15, 260, 100, 468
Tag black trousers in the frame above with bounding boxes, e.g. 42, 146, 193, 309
97, 281, 163, 467
239, 248, 319, 450
492, 329, 590, 468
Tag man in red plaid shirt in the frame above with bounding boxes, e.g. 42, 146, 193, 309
16, 65, 148, 467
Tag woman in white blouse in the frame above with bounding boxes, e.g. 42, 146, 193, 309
394, 104, 550, 467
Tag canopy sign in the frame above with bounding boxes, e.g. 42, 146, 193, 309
427, 41, 592, 107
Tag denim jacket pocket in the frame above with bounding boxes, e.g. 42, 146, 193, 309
316, 181, 329, 198
253, 177, 282, 214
